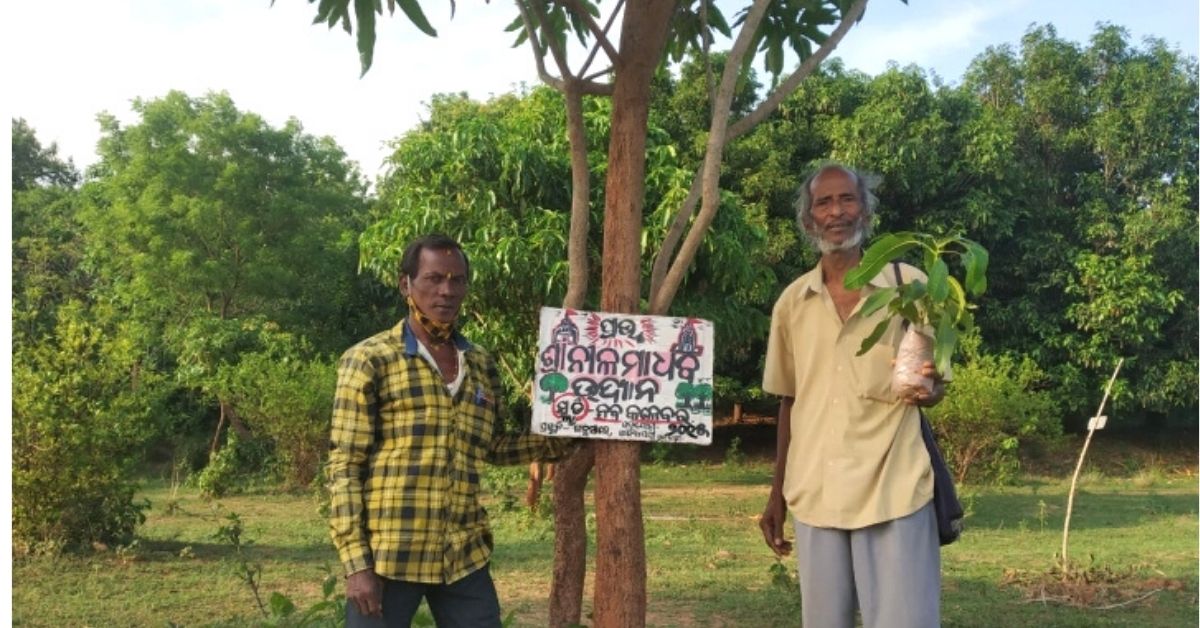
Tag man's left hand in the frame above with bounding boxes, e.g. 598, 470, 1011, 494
908, 361, 946, 407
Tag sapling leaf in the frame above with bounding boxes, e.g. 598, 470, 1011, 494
921, 240, 937, 272
269, 591, 296, 617
856, 318, 892, 356
845, 232, 918, 289
946, 276, 967, 324
934, 310, 957, 376
899, 279, 926, 306
928, 258, 949, 302
859, 287, 897, 319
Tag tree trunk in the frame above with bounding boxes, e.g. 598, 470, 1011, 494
209, 399, 251, 462
209, 402, 228, 460
548, 81, 597, 626
549, 443, 595, 627
591, 3, 675, 626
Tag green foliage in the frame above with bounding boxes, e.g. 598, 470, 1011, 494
196, 431, 276, 499
845, 231, 989, 375
364, 89, 576, 407
365, 88, 776, 407
955, 25, 1198, 418
82, 89, 378, 356
215, 327, 337, 488
11, 303, 161, 552
647, 441, 675, 466
11, 117, 79, 191
481, 465, 529, 514
927, 335, 1062, 484
12, 120, 86, 341
724, 436, 745, 466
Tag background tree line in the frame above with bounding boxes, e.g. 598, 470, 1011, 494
11, 23, 1196, 552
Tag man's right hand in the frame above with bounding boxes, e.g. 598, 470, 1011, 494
759, 493, 793, 557
346, 569, 384, 618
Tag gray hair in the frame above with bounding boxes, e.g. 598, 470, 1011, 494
794, 163, 879, 240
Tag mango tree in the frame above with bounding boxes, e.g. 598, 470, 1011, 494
294, 1, 886, 624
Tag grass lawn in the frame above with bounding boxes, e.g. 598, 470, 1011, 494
12, 433, 1198, 627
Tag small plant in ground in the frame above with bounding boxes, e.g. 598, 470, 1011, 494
768, 557, 799, 593
165, 451, 191, 515
724, 436, 745, 466
213, 510, 267, 616
209, 507, 347, 626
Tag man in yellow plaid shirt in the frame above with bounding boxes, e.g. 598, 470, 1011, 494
328, 234, 570, 627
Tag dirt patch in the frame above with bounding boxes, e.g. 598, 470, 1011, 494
1001, 561, 1190, 609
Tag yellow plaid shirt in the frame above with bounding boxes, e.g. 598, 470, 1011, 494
328, 320, 568, 583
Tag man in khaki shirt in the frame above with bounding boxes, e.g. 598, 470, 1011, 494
758, 164, 945, 628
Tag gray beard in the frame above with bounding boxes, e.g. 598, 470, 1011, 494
812, 224, 866, 254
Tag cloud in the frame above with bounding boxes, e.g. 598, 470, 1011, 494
834, 0, 1030, 78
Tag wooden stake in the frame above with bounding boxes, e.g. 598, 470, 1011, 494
1061, 358, 1124, 566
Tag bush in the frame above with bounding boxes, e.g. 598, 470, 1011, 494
927, 335, 1062, 484
195, 431, 277, 498
12, 304, 163, 552
214, 327, 336, 489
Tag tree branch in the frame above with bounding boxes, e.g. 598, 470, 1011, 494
648, 0, 771, 313
562, 83, 591, 309
557, 0, 622, 70
727, 0, 870, 142
516, 0, 567, 90
517, 0, 614, 95
649, 0, 871, 313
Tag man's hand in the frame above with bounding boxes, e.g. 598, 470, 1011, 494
908, 361, 946, 407
759, 493, 793, 557
346, 569, 384, 619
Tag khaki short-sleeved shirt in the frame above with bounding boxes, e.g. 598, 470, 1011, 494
762, 263, 934, 529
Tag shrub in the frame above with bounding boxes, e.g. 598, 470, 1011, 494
214, 327, 336, 489
195, 431, 276, 498
12, 303, 163, 552
926, 334, 1062, 484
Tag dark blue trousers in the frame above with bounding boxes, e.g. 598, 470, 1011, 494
346, 564, 502, 628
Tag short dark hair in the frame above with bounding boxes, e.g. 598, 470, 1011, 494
399, 233, 470, 280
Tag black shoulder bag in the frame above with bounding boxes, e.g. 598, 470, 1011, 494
892, 262, 964, 546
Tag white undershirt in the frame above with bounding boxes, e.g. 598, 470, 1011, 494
416, 340, 466, 396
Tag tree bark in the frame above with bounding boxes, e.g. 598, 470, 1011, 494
549, 442, 595, 627
547, 81, 597, 628
591, 3, 675, 626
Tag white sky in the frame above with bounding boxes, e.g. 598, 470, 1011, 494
5, 0, 1198, 182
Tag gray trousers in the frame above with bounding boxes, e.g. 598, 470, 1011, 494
793, 500, 940, 628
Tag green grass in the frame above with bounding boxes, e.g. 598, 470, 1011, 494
12, 459, 1198, 627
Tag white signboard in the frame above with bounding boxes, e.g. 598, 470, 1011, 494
532, 307, 714, 445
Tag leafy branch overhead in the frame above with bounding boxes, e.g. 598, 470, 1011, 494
287, 0, 442, 76
297, 0, 870, 80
